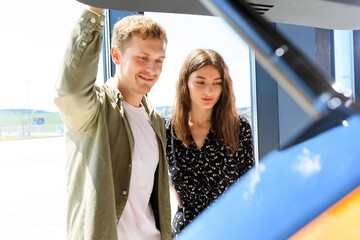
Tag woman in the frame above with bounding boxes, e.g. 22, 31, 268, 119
165, 49, 255, 236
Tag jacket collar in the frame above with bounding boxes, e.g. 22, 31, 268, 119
105, 78, 154, 117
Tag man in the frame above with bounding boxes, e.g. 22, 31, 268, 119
54, 4, 172, 240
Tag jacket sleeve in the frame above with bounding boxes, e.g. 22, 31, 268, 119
54, 9, 105, 131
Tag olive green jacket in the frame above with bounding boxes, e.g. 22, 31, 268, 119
54, 10, 172, 240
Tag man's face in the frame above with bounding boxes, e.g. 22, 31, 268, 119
113, 35, 167, 105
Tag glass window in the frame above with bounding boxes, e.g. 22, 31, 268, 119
0, 2, 95, 240
144, 12, 252, 121
0, 3, 251, 239
333, 30, 354, 98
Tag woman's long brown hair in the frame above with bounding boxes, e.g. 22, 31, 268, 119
172, 49, 240, 153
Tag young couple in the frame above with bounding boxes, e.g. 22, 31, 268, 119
54, 4, 255, 240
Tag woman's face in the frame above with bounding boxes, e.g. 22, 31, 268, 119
187, 65, 223, 111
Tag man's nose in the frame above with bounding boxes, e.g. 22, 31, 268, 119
146, 61, 159, 74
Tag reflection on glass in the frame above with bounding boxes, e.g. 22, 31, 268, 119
333, 30, 354, 98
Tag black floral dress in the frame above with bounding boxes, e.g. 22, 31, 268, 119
165, 116, 255, 235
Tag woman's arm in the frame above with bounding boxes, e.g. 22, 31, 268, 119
169, 179, 183, 208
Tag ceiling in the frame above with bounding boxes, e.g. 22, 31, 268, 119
247, 0, 360, 30
77, 0, 360, 30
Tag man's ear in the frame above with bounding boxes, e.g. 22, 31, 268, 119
111, 47, 121, 64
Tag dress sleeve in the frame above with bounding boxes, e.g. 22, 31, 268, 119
54, 9, 105, 131
240, 116, 256, 169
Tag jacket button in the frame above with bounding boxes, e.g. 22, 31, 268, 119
122, 191, 127, 195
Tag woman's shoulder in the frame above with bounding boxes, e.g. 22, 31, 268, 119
237, 114, 252, 132
238, 114, 250, 124
164, 116, 173, 129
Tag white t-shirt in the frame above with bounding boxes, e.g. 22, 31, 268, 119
117, 101, 160, 240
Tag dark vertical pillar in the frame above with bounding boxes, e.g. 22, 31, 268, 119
254, 59, 279, 159
353, 30, 360, 103
315, 28, 333, 82
254, 24, 334, 158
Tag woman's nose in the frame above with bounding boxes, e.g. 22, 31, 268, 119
204, 83, 214, 93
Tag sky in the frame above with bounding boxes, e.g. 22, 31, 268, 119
0, 0, 251, 112
0, 0, 84, 112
